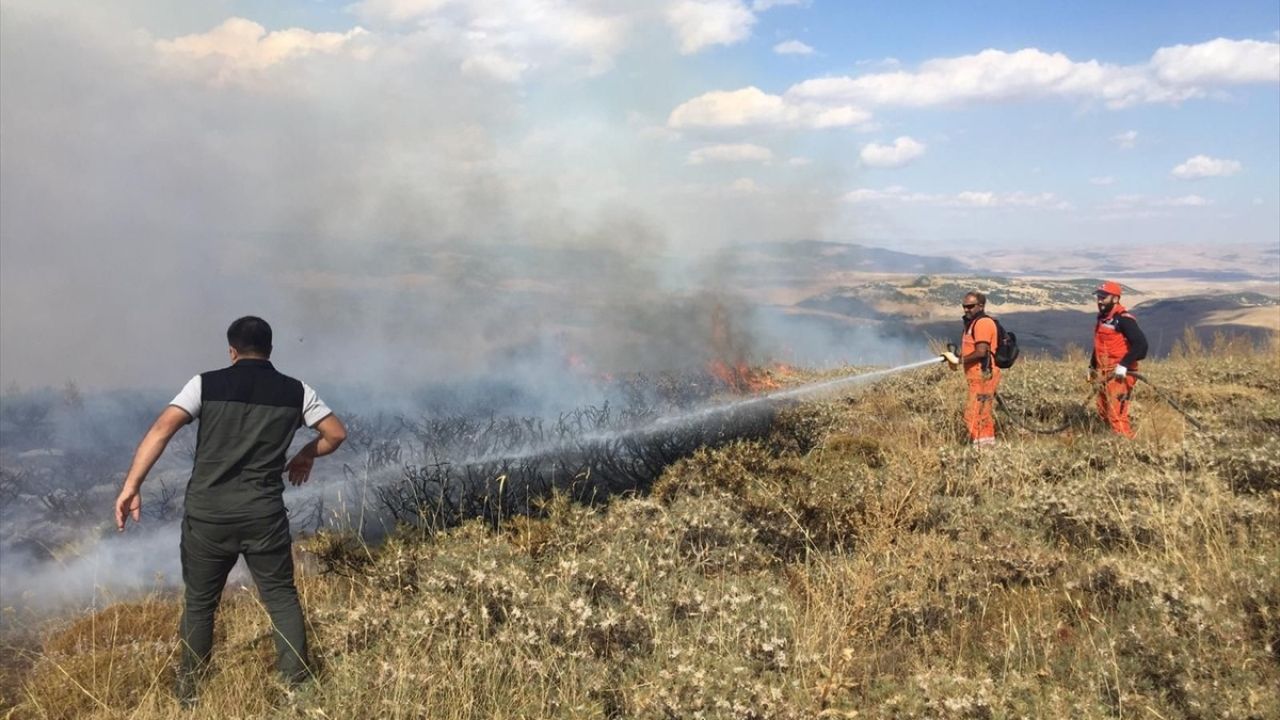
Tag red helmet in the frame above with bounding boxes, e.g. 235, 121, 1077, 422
1095, 280, 1123, 297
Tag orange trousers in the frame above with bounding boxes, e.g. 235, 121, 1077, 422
965, 374, 999, 443
1097, 375, 1137, 438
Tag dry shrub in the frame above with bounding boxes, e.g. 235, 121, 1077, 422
42, 599, 179, 656
21, 601, 180, 719
658, 441, 939, 561
22, 645, 173, 720
819, 433, 887, 468
1215, 433, 1280, 494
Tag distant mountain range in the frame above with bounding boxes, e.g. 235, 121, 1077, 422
726, 240, 969, 276
739, 239, 1280, 281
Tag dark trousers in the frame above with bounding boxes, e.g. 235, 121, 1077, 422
179, 512, 310, 683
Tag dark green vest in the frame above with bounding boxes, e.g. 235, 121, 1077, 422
185, 359, 304, 522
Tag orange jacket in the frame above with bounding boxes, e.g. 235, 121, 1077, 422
962, 315, 1000, 381
1093, 304, 1145, 372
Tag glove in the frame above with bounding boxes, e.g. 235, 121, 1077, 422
1112, 365, 1127, 379
941, 351, 960, 367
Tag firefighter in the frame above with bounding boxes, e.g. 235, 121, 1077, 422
943, 291, 999, 445
1091, 281, 1148, 438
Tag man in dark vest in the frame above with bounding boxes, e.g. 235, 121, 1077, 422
114, 316, 347, 705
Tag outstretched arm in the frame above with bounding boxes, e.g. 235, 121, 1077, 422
286, 414, 347, 486
115, 405, 192, 531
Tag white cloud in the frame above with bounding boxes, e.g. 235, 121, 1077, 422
1151, 37, 1280, 85
667, 86, 869, 128
1109, 193, 1209, 207
1171, 154, 1242, 179
666, 0, 756, 54
687, 143, 773, 164
349, 0, 630, 79
1162, 194, 1210, 206
752, 0, 808, 9
729, 177, 761, 193
951, 191, 1067, 208
1098, 194, 1211, 218
788, 48, 1181, 109
773, 39, 813, 55
460, 51, 529, 82
353, 0, 454, 24
155, 18, 369, 82
1090, 176, 1116, 185
845, 186, 1068, 209
774, 37, 1279, 114
1111, 130, 1138, 149
859, 136, 926, 168
787, 156, 811, 166
808, 105, 871, 128
668, 86, 789, 126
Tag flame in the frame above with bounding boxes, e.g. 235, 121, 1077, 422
704, 301, 785, 394
706, 359, 781, 394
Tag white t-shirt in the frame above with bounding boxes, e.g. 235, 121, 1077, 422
170, 375, 333, 428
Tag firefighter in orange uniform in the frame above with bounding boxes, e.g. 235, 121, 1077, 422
944, 292, 1000, 445
1091, 280, 1148, 438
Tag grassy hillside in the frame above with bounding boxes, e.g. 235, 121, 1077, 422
4, 338, 1278, 719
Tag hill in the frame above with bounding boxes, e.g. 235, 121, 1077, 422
4, 340, 1277, 719
783, 277, 1279, 357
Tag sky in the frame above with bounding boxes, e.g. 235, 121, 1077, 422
1, 0, 1278, 390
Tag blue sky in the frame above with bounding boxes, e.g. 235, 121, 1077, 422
1, 0, 1278, 386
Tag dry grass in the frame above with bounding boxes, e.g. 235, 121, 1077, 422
4, 341, 1278, 719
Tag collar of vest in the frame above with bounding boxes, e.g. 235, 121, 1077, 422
232, 358, 274, 369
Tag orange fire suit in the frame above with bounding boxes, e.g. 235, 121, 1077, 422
1092, 304, 1148, 438
962, 315, 1000, 443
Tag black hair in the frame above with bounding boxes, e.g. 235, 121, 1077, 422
226, 316, 273, 356
965, 291, 986, 306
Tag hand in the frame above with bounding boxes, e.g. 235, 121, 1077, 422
115, 484, 141, 531
941, 351, 960, 367
1088, 368, 1098, 382
1113, 365, 1128, 379
286, 450, 316, 486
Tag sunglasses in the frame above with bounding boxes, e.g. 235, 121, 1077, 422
962, 303, 978, 310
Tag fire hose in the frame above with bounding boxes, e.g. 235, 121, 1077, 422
996, 373, 1209, 436
1130, 371, 1207, 432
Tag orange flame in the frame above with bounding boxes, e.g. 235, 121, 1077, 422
704, 301, 785, 394
706, 360, 782, 394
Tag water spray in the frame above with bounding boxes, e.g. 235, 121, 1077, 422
455, 356, 945, 466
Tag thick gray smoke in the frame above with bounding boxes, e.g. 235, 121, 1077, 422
0, 1, 924, 612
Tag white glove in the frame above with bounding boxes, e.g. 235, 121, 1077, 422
1113, 365, 1127, 378
941, 351, 960, 366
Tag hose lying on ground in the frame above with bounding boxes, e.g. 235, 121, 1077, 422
1130, 371, 1207, 432
996, 373, 1208, 437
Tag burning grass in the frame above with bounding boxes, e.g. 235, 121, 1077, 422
3, 342, 1279, 719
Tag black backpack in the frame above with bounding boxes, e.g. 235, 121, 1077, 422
968, 315, 1020, 369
